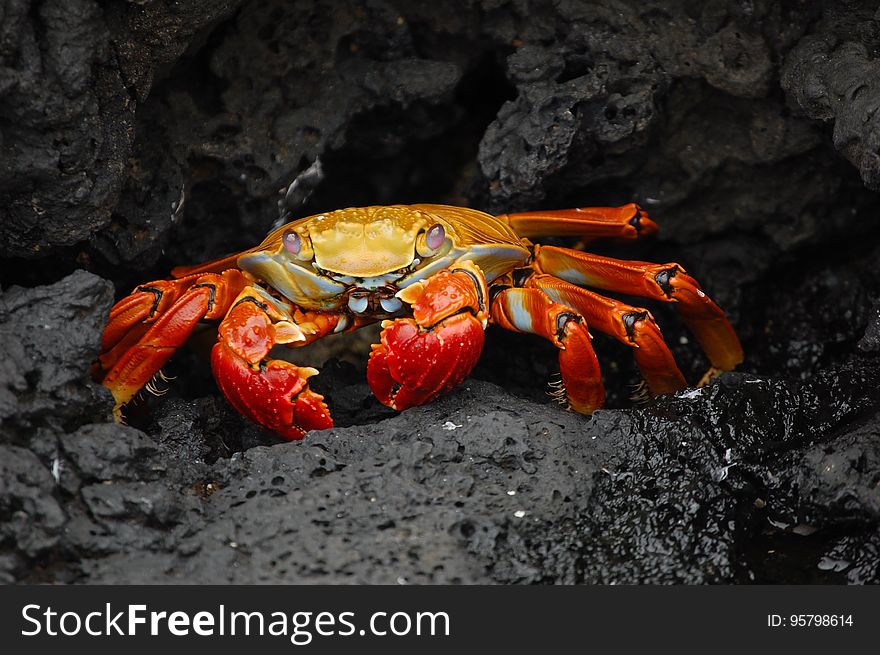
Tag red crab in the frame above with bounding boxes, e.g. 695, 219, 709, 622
95, 203, 743, 440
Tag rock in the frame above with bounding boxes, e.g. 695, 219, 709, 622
858, 302, 880, 353
782, 3, 880, 192
819, 530, 880, 585
0, 270, 114, 441
0, 0, 246, 259
60, 423, 166, 483
67, 360, 880, 584
81, 480, 185, 525
0, 445, 66, 558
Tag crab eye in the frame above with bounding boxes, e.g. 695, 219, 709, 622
282, 230, 301, 255
426, 224, 445, 250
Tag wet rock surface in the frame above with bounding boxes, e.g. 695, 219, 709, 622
2, 0, 880, 584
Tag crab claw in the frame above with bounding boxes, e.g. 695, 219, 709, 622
367, 261, 488, 410
212, 341, 332, 441
368, 312, 485, 410
210, 293, 333, 441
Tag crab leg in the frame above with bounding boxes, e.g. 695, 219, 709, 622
98, 269, 250, 413
98, 270, 249, 367
489, 287, 605, 414
367, 260, 488, 411
212, 287, 346, 440
499, 203, 658, 241
527, 274, 686, 396
533, 245, 744, 372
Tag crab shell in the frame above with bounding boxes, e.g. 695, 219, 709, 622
236, 204, 531, 311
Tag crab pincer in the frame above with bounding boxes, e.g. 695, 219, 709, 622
367, 260, 489, 410
211, 289, 334, 440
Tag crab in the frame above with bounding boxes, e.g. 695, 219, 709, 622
95, 203, 743, 440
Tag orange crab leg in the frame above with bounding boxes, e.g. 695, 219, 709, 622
527, 274, 686, 396
499, 203, 658, 241
100, 291, 159, 356
367, 260, 489, 411
98, 269, 251, 365
170, 252, 245, 279
534, 245, 744, 372
98, 269, 250, 411
489, 286, 604, 413
212, 288, 346, 440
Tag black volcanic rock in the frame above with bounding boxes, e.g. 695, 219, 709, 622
782, 2, 880, 192
0, 0, 246, 260
0, 270, 114, 441
9, 365, 880, 584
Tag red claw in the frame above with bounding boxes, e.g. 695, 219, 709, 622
212, 341, 332, 441
368, 313, 485, 410
209, 294, 334, 441
367, 261, 489, 410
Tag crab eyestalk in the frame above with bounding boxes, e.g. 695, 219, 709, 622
367, 260, 489, 410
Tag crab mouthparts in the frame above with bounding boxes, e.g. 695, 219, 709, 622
346, 289, 404, 316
